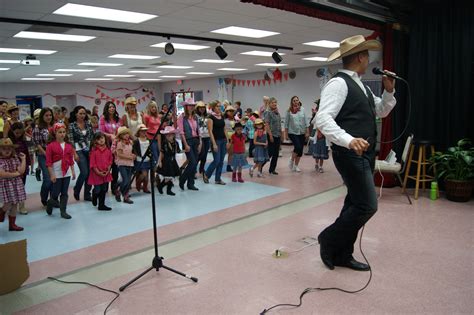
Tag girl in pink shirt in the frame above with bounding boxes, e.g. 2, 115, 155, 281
45, 123, 75, 219
88, 132, 113, 211
114, 127, 135, 204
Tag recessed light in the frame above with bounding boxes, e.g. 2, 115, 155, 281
0, 60, 21, 64
85, 78, 114, 81
108, 54, 160, 60
186, 72, 214, 75
211, 26, 279, 38
104, 74, 135, 77
78, 62, 123, 66
160, 75, 186, 78
193, 59, 233, 64
138, 78, 162, 81
55, 69, 95, 72
303, 57, 328, 61
21, 78, 55, 80
0, 48, 56, 55
240, 50, 286, 57
14, 31, 95, 42
128, 70, 161, 74
157, 65, 193, 69
303, 40, 339, 48
217, 68, 247, 71
36, 74, 73, 76
150, 42, 210, 50
0, 68, 10, 71
255, 63, 288, 67
53, 3, 157, 23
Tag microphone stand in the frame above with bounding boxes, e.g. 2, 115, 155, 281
119, 102, 198, 292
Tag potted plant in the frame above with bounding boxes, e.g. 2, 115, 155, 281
430, 139, 474, 202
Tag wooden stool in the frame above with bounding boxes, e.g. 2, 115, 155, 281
402, 140, 437, 199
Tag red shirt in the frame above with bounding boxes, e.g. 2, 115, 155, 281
143, 114, 161, 140
231, 133, 246, 154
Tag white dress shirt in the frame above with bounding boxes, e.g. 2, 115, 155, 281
315, 69, 396, 149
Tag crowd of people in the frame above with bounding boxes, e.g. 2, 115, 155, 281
0, 96, 330, 232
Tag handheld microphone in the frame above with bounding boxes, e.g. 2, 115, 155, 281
372, 67, 402, 80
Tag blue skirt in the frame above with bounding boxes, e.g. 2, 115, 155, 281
231, 153, 247, 168
134, 160, 151, 171
253, 146, 269, 163
311, 139, 329, 160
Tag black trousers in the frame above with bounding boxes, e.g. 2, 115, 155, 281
318, 147, 377, 263
267, 136, 280, 173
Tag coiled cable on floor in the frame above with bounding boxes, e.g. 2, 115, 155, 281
260, 226, 372, 314
47, 276, 120, 314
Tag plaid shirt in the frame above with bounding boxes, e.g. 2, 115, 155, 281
68, 121, 94, 151
32, 126, 50, 150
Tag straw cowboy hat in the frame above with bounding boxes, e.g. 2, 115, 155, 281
254, 118, 264, 125
195, 101, 206, 108
135, 124, 148, 137
225, 105, 235, 112
0, 138, 18, 148
125, 96, 137, 105
7, 104, 19, 113
160, 126, 179, 134
33, 108, 42, 119
116, 126, 132, 138
327, 35, 382, 62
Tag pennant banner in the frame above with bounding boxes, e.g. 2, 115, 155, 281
227, 70, 295, 88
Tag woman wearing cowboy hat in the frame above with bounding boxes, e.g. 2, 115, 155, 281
315, 35, 397, 272
121, 96, 143, 138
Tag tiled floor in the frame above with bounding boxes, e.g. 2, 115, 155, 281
1, 147, 473, 314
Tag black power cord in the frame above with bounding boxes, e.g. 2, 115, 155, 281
47, 276, 120, 314
260, 226, 371, 314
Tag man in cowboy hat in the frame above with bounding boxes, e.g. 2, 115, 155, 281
315, 35, 397, 271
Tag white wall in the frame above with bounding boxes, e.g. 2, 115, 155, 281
0, 82, 161, 116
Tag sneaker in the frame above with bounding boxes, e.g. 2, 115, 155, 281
288, 158, 294, 170
293, 165, 302, 172
257, 172, 264, 178
315, 164, 320, 172
319, 167, 324, 173
215, 180, 226, 185
123, 198, 134, 204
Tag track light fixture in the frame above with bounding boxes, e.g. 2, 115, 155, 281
215, 44, 228, 60
272, 50, 283, 64
164, 37, 175, 55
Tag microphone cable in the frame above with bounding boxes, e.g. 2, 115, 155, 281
260, 226, 372, 315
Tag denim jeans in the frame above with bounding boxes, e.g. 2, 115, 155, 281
181, 137, 199, 188
51, 177, 71, 201
37, 154, 52, 204
198, 137, 211, 173
74, 150, 91, 198
318, 147, 377, 263
118, 165, 133, 196
150, 139, 159, 168
205, 138, 227, 182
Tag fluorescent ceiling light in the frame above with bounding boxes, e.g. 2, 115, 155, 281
255, 63, 288, 66
157, 65, 193, 69
160, 75, 186, 78
186, 72, 214, 75
14, 31, 95, 42
193, 59, 233, 64
151, 42, 209, 50
240, 50, 286, 57
211, 26, 279, 38
53, 3, 157, 23
0, 60, 21, 64
78, 62, 122, 66
217, 68, 247, 71
85, 78, 114, 81
108, 54, 160, 60
55, 69, 95, 72
36, 74, 73, 77
303, 40, 339, 48
0, 68, 10, 71
138, 78, 162, 81
128, 70, 161, 74
303, 56, 328, 61
104, 74, 135, 77
0, 48, 56, 55
21, 78, 55, 80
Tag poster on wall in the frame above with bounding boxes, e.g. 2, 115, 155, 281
18, 104, 32, 121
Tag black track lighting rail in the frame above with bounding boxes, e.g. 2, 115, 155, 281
0, 17, 293, 51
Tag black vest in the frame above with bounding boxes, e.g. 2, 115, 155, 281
333, 72, 377, 150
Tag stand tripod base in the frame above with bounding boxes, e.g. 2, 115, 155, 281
119, 256, 198, 292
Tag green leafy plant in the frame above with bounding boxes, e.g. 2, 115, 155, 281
430, 139, 474, 181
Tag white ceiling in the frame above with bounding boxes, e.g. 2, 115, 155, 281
0, 0, 371, 83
